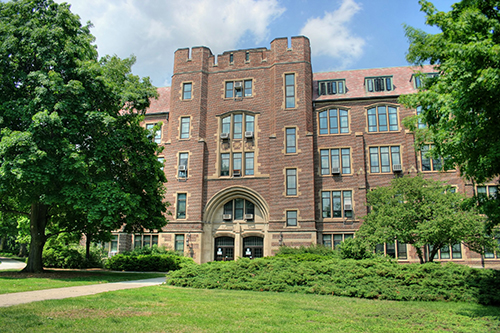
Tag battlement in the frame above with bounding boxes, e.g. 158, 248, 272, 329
173, 36, 311, 74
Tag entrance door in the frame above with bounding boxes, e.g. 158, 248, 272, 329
214, 237, 234, 261
243, 236, 263, 259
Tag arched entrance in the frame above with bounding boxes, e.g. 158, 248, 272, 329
214, 237, 234, 261
243, 236, 263, 259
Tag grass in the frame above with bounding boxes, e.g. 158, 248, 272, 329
0, 270, 166, 294
1, 286, 500, 332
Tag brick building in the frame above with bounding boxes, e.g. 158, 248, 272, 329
109, 36, 499, 267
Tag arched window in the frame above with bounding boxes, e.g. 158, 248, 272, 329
222, 199, 255, 221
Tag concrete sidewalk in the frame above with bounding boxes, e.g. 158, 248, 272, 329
0, 277, 166, 307
0, 257, 26, 271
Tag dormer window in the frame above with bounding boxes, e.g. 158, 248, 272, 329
318, 80, 345, 95
413, 73, 439, 89
366, 77, 393, 92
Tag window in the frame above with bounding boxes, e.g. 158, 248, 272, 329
369, 146, 401, 173
229, 53, 234, 63
178, 153, 188, 178
233, 153, 242, 177
367, 106, 398, 132
427, 244, 462, 260
177, 193, 187, 219
318, 80, 345, 95
285, 73, 295, 108
365, 76, 393, 92
157, 157, 165, 171
477, 185, 498, 198
321, 190, 353, 218
180, 117, 190, 139
245, 152, 254, 175
175, 235, 184, 253
134, 234, 158, 249
375, 241, 407, 259
416, 106, 426, 129
286, 210, 297, 226
421, 144, 443, 172
225, 80, 253, 98
146, 123, 161, 143
320, 148, 351, 175
110, 235, 118, 253
413, 73, 438, 89
245, 51, 249, 62
485, 239, 500, 259
183, 82, 192, 100
286, 128, 296, 154
221, 153, 230, 176
286, 169, 297, 196
222, 199, 255, 221
323, 234, 354, 249
221, 114, 255, 139
318, 108, 349, 134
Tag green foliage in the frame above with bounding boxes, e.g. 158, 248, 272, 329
123, 244, 177, 256
105, 253, 194, 272
338, 237, 375, 260
400, 0, 500, 228
358, 175, 491, 263
0, 0, 168, 272
276, 244, 340, 258
167, 257, 500, 305
42, 244, 104, 269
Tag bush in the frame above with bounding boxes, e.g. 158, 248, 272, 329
338, 238, 375, 260
167, 257, 500, 305
105, 253, 194, 272
42, 245, 104, 269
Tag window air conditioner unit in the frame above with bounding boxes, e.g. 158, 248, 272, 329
178, 165, 187, 171
223, 214, 232, 220
234, 81, 243, 89
244, 131, 254, 138
220, 132, 229, 139
331, 167, 340, 175
392, 164, 402, 172
233, 169, 241, 177
344, 204, 353, 211
244, 214, 254, 220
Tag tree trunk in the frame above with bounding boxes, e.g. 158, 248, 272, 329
0, 237, 4, 251
22, 202, 48, 273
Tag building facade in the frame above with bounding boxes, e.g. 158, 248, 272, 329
110, 36, 499, 267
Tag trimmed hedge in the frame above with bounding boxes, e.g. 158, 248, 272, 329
167, 256, 500, 305
105, 253, 194, 272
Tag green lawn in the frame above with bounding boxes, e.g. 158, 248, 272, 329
0, 271, 165, 294
1, 286, 500, 332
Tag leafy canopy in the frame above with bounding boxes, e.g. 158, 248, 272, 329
0, 0, 168, 272
400, 0, 500, 183
357, 175, 491, 263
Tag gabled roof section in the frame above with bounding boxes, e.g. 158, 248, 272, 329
146, 86, 170, 114
313, 65, 436, 101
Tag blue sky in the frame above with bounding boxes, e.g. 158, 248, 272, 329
54, 0, 457, 87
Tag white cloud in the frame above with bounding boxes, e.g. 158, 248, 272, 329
300, 0, 365, 69
57, 0, 285, 86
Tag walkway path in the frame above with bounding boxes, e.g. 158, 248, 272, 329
0, 258, 166, 307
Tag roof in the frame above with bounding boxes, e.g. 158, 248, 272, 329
313, 65, 436, 101
146, 86, 170, 114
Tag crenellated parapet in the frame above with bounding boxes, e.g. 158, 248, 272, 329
173, 36, 311, 75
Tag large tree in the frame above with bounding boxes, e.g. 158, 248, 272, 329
401, 0, 500, 230
357, 175, 491, 263
401, 0, 500, 183
0, 0, 168, 272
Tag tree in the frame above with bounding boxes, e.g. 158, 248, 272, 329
0, 0, 168, 273
400, 0, 500, 230
357, 175, 491, 263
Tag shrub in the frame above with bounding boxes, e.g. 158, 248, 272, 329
42, 244, 104, 269
338, 237, 375, 260
167, 257, 500, 305
105, 253, 194, 272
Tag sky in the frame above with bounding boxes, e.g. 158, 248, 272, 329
53, 0, 458, 87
